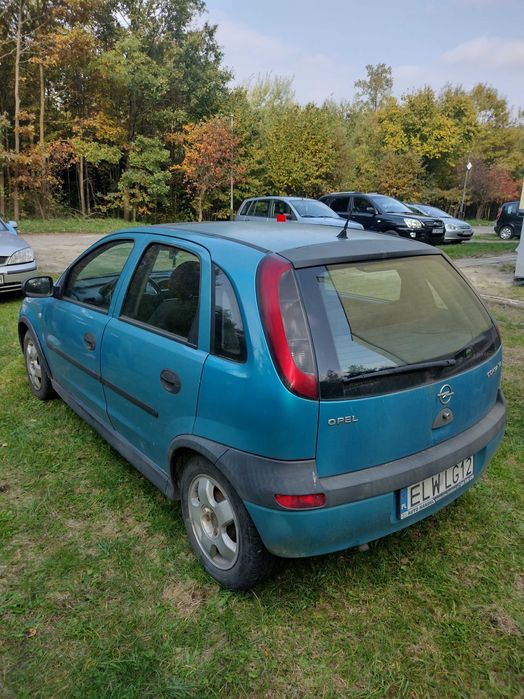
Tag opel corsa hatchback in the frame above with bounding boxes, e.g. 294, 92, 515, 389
19, 222, 506, 589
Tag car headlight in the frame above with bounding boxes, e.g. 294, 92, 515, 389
445, 223, 459, 231
7, 247, 34, 265
404, 218, 423, 230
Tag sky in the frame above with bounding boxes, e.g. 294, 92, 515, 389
203, 0, 524, 111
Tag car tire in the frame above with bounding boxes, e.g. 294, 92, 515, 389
180, 455, 275, 590
498, 226, 514, 240
23, 331, 55, 400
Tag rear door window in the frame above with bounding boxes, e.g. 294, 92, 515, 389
121, 244, 200, 344
251, 200, 270, 217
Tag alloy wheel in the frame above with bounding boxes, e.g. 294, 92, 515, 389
187, 474, 239, 570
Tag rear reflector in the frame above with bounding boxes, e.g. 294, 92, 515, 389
257, 254, 318, 399
275, 493, 326, 509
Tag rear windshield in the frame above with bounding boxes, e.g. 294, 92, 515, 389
298, 255, 499, 399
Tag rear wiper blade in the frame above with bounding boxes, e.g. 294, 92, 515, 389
342, 358, 456, 383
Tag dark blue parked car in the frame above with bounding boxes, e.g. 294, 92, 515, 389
19, 222, 506, 589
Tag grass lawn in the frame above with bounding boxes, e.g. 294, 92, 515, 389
16, 218, 140, 235
0, 296, 523, 698
441, 242, 518, 259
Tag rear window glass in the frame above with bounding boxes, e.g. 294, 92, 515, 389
299, 255, 498, 398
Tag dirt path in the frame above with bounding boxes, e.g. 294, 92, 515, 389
24, 233, 106, 274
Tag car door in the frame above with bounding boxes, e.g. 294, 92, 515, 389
44, 237, 135, 423
328, 195, 351, 219
349, 195, 377, 229
245, 199, 271, 222
101, 238, 211, 470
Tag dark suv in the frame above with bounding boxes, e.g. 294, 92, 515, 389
494, 201, 523, 240
320, 192, 445, 244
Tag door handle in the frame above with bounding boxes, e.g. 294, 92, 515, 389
160, 369, 181, 394
83, 332, 96, 351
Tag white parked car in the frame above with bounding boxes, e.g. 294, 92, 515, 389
0, 218, 37, 294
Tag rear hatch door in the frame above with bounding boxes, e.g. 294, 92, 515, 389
297, 254, 501, 477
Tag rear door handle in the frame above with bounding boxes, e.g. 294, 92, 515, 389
160, 369, 181, 394
83, 332, 96, 351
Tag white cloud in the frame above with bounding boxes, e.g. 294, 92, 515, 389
442, 36, 524, 70
394, 36, 524, 109
212, 15, 355, 104
209, 9, 524, 111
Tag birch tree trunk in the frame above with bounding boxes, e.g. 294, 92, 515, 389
39, 62, 47, 218
78, 154, 86, 216
13, 0, 23, 220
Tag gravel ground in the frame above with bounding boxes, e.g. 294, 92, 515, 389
24, 233, 106, 274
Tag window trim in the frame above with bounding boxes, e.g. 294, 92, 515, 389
118, 241, 202, 348
60, 238, 135, 315
210, 263, 248, 363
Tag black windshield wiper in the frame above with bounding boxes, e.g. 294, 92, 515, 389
342, 358, 456, 383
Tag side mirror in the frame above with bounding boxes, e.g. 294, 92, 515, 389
23, 276, 54, 298
365, 207, 376, 215
8, 220, 18, 229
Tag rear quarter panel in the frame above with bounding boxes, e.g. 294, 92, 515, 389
194, 241, 319, 460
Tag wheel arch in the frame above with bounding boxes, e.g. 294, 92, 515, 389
18, 316, 53, 379
168, 435, 229, 500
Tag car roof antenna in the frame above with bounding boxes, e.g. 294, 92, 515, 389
337, 217, 350, 239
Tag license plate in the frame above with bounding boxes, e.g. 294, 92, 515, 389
433, 227, 444, 234
399, 457, 474, 519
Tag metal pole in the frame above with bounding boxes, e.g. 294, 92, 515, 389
459, 161, 472, 219
230, 113, 234, 221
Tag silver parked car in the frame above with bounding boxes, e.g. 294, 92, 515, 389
237, 196, 364, 230
0, 219, 37, 294
407, 204, 473, 243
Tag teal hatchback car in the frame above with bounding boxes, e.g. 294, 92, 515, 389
19, 222, 505, 589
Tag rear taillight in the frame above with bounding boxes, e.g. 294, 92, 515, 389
496, 206, 502, 221
257, 254, 318, 399
274, 493, 325, 509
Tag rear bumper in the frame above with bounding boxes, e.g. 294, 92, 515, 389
216, 391, 506, 557
246, 429, 502, 557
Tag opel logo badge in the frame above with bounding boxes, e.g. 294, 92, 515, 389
437, 384, 454, 405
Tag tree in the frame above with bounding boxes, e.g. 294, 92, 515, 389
375, 151, 425, 201
175, 117, 242, 221
263, 104, 337, 196
113, 136, 170, 221
354, 63, 393, 111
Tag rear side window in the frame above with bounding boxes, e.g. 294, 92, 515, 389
505, 203, 517, 215
298, 255, 499, 398
212, 266, 246, 362
238, 201, 252, 216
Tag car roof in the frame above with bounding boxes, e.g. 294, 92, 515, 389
118, 221, 440, 268
240, 196, 321, 203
